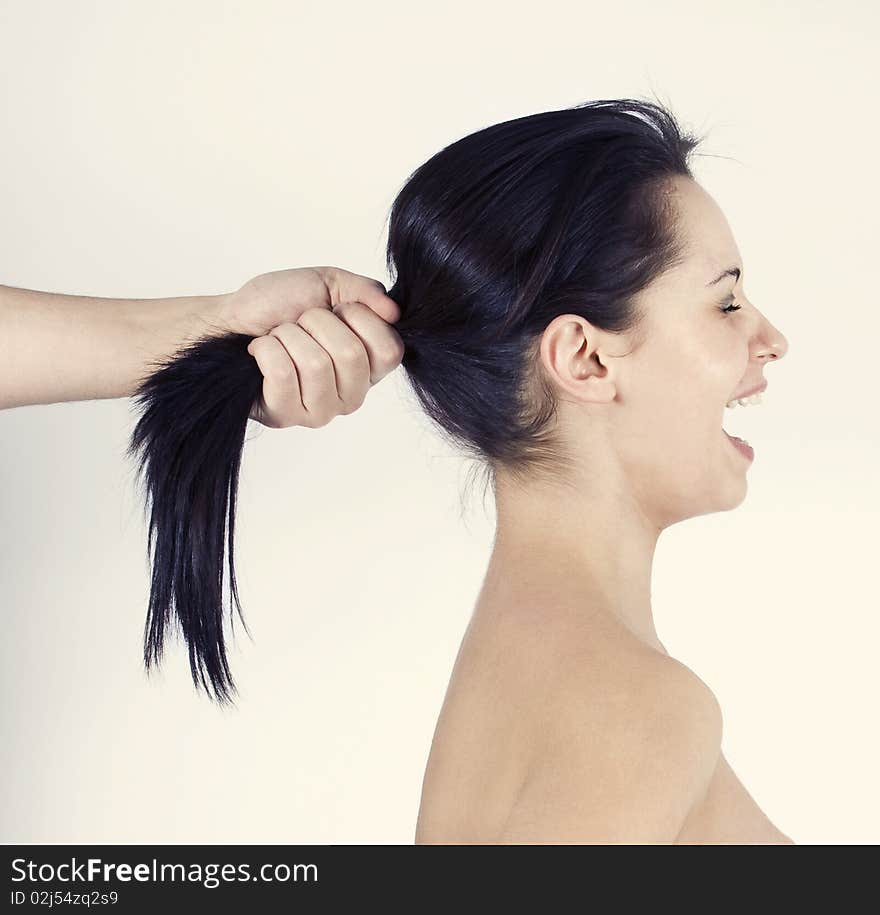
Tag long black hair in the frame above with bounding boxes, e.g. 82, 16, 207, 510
126, 96, 706, 706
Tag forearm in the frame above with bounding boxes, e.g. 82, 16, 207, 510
0, 285, 233, 409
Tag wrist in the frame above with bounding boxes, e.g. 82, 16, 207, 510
134, 291, 234, 344
210, 290, 240, 334
127, 291, 237, 390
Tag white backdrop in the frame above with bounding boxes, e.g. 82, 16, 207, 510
1, 0, 877, 844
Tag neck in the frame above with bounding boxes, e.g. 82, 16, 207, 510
482, 465, 665, 654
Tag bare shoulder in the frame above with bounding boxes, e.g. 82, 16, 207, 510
497, 640, 723, 844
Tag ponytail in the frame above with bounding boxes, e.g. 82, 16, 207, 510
124, 96, 703, 707
126, 330, 264, 707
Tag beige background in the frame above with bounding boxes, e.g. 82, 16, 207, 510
1, 0, 877, 844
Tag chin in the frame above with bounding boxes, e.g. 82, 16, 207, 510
720, 484, 748, 512
717, 462, 749, 511
694, 447, 751, 517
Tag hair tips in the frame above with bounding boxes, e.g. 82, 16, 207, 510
124, 95, 705, 703
126, 331, 262, 707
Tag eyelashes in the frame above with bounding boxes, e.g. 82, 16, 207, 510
720, 302, 742, 314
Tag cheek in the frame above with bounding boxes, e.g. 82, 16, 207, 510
624, 340, 736, 442
641, 394, 711, 440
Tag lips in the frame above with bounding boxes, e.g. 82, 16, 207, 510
728, 378, 768, 403
722, 377, 765, 448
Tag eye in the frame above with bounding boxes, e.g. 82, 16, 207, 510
720, 301, 742, 314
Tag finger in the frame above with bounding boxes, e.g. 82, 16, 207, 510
330, 300, 406, 384
292, 307, 371, 409
267, 322, 340, 427
246, 334, 306, 428
322, 266, 401, 324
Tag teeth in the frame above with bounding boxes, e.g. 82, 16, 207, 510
724, 430, 751, 446
725, 392, 764, 410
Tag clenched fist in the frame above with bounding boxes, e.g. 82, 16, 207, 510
219, 266, 405, 428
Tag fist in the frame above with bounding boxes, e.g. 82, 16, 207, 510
220, 266, 405, 428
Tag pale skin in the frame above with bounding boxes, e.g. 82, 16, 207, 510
1, 183, 794, 843
415, 175, 794, 844
0, 266, 405, 424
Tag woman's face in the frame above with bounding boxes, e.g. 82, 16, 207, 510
618, 175, 789, 524
543, 175, 789, 528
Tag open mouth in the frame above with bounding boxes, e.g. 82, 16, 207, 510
721, 391, 762, 461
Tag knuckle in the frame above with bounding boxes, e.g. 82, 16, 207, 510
272, 362, 298, 382
381, 340, 405, 365
303, 354, 331, 375
342, 392, 366, 415
337, 343, 365, 365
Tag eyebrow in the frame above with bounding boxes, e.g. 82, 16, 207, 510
706, 266, 741, 287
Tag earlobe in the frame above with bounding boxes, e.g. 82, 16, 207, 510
575, 368, 617, 405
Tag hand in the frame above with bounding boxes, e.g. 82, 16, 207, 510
217, 266, 404, 428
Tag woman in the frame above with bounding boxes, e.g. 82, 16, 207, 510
411, 170, 791, 844
10, 97, 792, 843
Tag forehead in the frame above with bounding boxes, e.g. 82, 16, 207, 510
669, 176, 742, 280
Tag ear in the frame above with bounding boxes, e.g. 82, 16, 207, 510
538, 314, 617, 405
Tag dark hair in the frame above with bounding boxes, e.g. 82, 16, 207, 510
126, 96, 706, 706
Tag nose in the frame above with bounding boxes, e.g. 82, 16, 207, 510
755, 313, 788, 363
